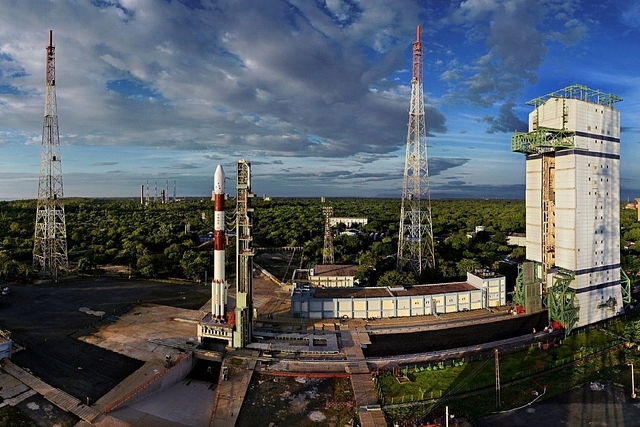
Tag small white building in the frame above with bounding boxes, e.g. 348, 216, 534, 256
507, 233, 527, 247
309, 265, 360, 288
291, 271, 506, 319
328, 217, 368, 228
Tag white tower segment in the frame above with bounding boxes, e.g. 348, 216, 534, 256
512, 85, 626, 333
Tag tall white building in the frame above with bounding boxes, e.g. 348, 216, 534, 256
512, 85, 628, 333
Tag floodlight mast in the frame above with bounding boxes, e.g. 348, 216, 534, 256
397, 25, 435, 276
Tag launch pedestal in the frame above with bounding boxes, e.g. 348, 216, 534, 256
197, 314, 234, 347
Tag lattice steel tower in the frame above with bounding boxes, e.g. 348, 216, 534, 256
33, 30, 68, 276
322, 206, 334, 265
234, 159, 255, 348
397, 25, 435, 275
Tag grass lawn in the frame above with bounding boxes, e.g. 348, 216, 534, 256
0, 406, 37, 427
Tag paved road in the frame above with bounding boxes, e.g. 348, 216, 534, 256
478, 381, 640, 427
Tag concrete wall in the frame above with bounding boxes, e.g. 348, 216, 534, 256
113, 352, 196, 410
0, 339, 11, 360
526, 155, 542, 263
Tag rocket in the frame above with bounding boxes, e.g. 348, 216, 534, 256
212, 165, 227, 320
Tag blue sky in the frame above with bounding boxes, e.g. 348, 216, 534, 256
1, 0, 640, 200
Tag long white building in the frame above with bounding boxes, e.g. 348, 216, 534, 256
512, 85, 628, 332
291, 271, 506, 319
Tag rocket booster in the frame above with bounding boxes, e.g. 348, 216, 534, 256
212, 165, 227, 319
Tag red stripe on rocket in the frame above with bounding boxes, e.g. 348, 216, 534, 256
212, 165, 226, 319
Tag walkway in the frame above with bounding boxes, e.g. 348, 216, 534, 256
210, 357, 257, 427
342, 327, 387, 427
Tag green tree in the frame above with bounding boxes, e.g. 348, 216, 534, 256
180, 250, 210, 281
456, 258, 481, 276
377, 270, 417, 287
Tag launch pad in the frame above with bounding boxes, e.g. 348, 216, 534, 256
198, 159, 255, 349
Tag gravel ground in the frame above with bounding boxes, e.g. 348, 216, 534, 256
236, 375, 357, 427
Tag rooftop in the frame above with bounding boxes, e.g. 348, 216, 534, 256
306, 281, 479, 299
312, 264, 360, 277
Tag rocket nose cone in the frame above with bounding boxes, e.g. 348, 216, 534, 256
214, 164, 225, 193
215, 164, 225, 180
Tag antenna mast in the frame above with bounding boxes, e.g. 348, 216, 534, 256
397, 25, 435, 275
34, 30, 69, 277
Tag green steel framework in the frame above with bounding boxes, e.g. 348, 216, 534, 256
545, 270, 580, 335
621, 269, 633, 305
525, 84, 622, 108
511, 127, 575, 154
512, 84, 626, 335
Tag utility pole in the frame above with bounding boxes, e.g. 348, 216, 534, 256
397, 25, 435, 276
630, 363, 636, 399
33, 30, 68, 277
495, 348, 501, 408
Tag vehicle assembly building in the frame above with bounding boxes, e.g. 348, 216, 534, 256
291, 271, 505, 319
512, 84, 630, 334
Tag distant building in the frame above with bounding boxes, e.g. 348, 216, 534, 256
291, 271, 506, 319
507, 233, 526, 247
329, 217, 368, 228
309, 264, 360, 288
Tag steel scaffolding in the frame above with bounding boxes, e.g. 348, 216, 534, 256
234, 159, 254, 348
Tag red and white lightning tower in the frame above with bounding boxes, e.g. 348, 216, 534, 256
397, 25, 435, 275
33, 30, 68, 276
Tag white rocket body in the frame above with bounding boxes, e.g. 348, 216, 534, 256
212, 165, 226, 319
